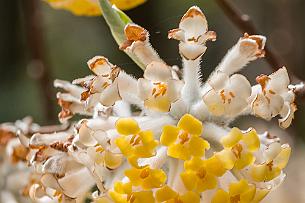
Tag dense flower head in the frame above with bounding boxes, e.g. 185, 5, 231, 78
1, 3, 303, 203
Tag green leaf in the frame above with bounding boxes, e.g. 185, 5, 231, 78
98, 0, 145, 70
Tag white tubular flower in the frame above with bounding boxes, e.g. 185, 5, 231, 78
216, 33, 266, 75
251, 67, 297, 128
76, 56, 122, 107
120, 23, 163, 66
55, 79, 91, 123
203, 71, 251, 117
138, 61, 184, 112
168, 6, 216, 60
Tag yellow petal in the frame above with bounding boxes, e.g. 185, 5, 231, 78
111, 0, 146, 10
252, 189, 269, 203
113, 182, 132, 194
138, 130, 154, 144
215, 149, 236, 170
133, 191, 155, 203
45, 0, 147, 16
144, 96, 171, 112
160, 125, 179, 146
205, 155, 227, 177
124, 168, 142, 186
115, 118, 140, 135
184, 157, 204, 171
188, 136, 210, 157
142, 168, 167, 189
109, 191, 126, 203
240, 184, 256, 202
155, 186, 177, 202
212, 189, 229, 203
104, 150, 123, 169
115, 137, 133, 156
274, 145, 291, 169
249, 164, 281, 182
221, 127, 243, 148
229, 179, 249, 196
180, 171, 197, 191
177, 114, 203, 135
180, 191, 200, 203
196, 173, 217, 192
242, 129, 260, 152
168, 144, 190, 160
234, 152, 255, 170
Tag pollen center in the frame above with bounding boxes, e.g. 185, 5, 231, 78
230, 194, 241, 203
178, 131, 190, 144
140, 168, 150, 179
232, 143, 243, 159
152, 82, 167, 98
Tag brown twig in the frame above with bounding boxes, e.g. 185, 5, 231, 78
215, 0, 305, 99
22, 0, 56, 122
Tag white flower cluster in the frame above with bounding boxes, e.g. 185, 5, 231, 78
0, 6, 302, 203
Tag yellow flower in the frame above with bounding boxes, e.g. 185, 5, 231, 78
124, 166, 166, 190
249, 143, 291, 182
160, 114, 210, 160
211, 179, 256, 203
219, 128, 260, 169
109, 181, 155, 203
155, 185, 200, 203
45, 0, 146, 16
115, 118, 158, 166
180, 156, 226, 193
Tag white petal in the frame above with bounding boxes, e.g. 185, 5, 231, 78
99, 80, 121, 106
78, 121, 97, 147
58, 167, 95, 198
279, 102, 296, 129
137, 78, 153, 100
167, 79, 184, 102
251, 94, 272, 120
208, 71, 229, 90
87, 56, 113, 76
203, 89, 225, 116
267, 67, 290, 93
144, 61, 172, 82
229, 74, 251, 98
179, 6, 208, 40
179, 42, 207, 60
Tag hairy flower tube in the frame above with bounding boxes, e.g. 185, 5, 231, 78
1, 3, 303, 203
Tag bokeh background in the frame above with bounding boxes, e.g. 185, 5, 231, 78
1, 0, 305, 202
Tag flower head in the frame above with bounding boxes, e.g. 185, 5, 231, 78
160, 114, 209, 160
138, 61, 183, 112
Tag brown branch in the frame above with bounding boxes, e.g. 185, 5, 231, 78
22, 0, 56, 122
215, 0, 305, 100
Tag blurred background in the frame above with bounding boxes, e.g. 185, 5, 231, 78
0, 0, 304, 202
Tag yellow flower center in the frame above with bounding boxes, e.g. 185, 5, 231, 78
95, 144, 105, 153
127, 194, 136, 203
230, 194, 241, 203
130, 134, 141, 146
267, 161, 274, 171
152, 82, 167, 98
140, 168, 150, 179
231, 143, 243, 159
220, 89, 235, 104
178, 130, 190, 144
196, 167, 207, 179
174, 197, 183, 203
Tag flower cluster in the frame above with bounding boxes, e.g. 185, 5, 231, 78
1, 5, 302, 203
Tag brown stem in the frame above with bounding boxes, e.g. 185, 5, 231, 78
215, 0, 305, 99
22, 0, 56, 122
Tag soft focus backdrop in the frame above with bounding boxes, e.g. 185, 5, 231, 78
1, 0, 305, 202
